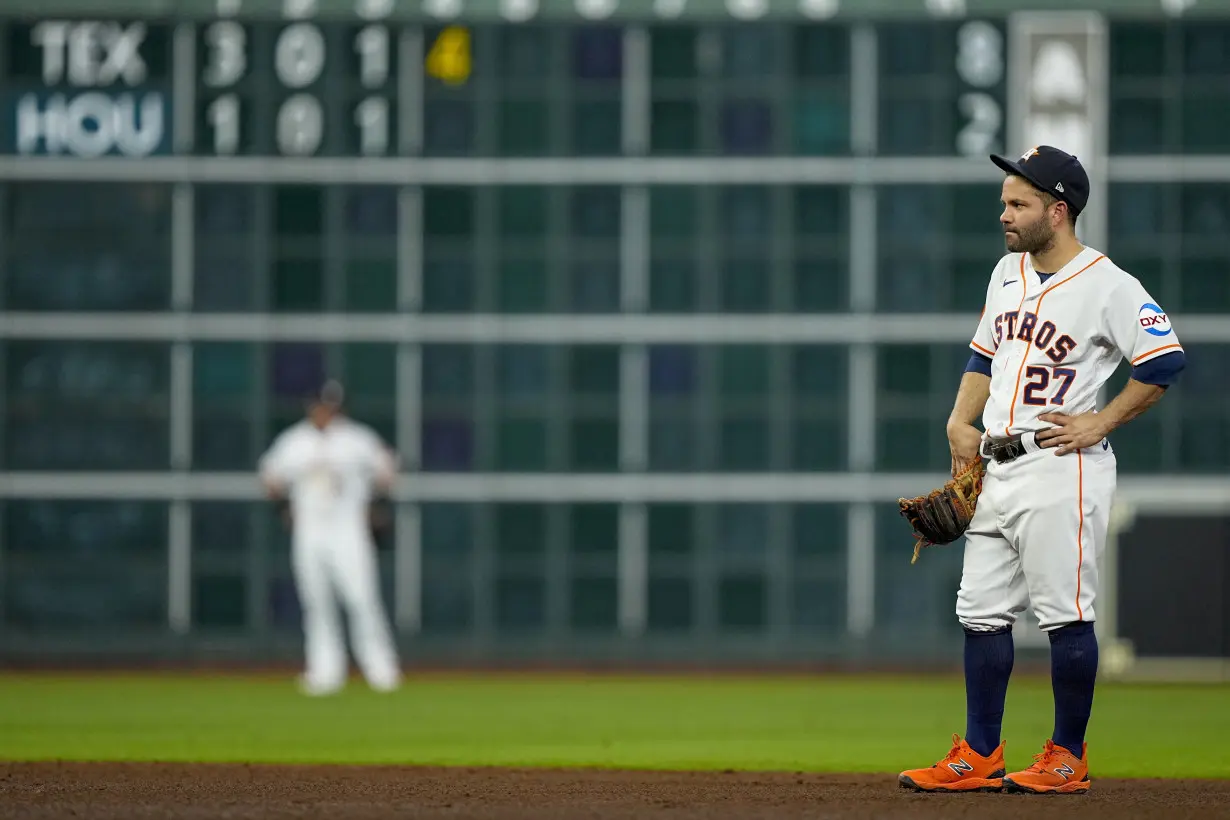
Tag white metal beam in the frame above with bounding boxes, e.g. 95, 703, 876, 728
2, 471, 1225, 509
5, 312, 1229, 344
0, 155, 1226, 185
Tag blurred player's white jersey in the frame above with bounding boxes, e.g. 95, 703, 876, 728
260, 417, 395, 532
969, 246, 1182, 439
258, 417, 401, 695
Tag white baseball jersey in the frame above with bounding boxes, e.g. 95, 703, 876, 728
258, 417, 396, 535
970, 246, 1183, 439
957, 245, 1182, 634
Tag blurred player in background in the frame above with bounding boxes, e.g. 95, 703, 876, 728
258, 379, 403, 696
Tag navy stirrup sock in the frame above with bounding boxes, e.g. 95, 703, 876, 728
1050, 621, 1098, 758
963, 627, 1014, 758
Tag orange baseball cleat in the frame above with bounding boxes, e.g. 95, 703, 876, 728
1003, 739, 1091, 794
898, 733, 1006, 792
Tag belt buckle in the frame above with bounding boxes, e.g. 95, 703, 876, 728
993, 438, 1025, 464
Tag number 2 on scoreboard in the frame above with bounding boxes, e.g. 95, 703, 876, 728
1021, 366, 1076, 407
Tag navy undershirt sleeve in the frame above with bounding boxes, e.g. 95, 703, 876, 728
965, 351, 993, 376
1131, 350, 1185, 386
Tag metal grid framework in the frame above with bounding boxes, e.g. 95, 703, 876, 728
2, 11, 1229, 653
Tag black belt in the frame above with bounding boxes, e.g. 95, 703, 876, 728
984, 434, 1027, 464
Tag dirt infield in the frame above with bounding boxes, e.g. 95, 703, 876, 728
4, 763, 1230, 820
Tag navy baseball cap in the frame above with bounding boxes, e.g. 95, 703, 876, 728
307, 379, 345, 406
990, 145, 1090, 216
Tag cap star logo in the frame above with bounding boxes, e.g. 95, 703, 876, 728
1020, 147, 1039, 161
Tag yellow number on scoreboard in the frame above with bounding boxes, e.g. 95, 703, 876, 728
426, 26, 472, 85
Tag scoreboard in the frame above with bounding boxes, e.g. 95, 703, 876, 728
0, 1, 1091, 161
2, 13, 403, 158
2, 0, 1230, 646
2, 0, 1228, 162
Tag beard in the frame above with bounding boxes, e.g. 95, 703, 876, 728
1004, 218, 1055, 254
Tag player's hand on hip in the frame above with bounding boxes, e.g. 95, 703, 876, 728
1036, 412, 1109, 455
946, 422, 983, 475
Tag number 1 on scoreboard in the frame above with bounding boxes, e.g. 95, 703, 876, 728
352, 22, 391, 155
355, 24, 389, 88
206, 94, 241, 155
354, 96, 389, 155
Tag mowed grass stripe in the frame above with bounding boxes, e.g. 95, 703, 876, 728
0, 674, 1226, 778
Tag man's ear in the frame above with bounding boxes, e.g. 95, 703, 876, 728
1051, 200, 1068, 230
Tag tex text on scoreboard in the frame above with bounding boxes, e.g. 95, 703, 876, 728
0, 0, 471, 158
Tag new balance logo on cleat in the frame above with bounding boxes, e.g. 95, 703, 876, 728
947, 759, 975, 776
1054, 764, 1075, 780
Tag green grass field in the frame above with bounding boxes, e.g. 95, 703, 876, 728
0, 673, 1227, 779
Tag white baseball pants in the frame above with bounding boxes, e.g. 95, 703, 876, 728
957, 433, 1117, 633
291, 525, 401, 693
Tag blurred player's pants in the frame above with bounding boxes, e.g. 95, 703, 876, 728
291, 524, 401, 692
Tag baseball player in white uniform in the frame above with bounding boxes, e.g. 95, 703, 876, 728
899, 146, 1185, 794
259, 380, 403, 696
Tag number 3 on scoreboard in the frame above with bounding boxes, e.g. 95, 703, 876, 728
1021, 366, 1076, 407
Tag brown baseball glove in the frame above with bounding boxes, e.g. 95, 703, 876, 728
898, 458, 986, 564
